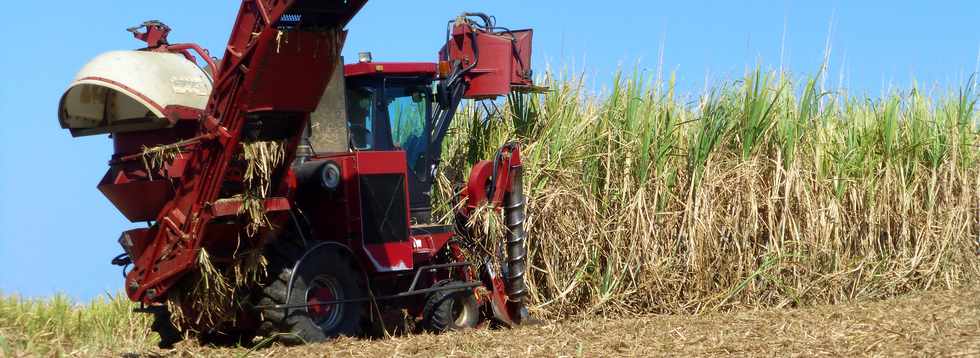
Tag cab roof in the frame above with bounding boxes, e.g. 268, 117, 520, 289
343, 62, 437, 78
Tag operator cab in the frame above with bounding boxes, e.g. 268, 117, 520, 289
343, 60, 440, 223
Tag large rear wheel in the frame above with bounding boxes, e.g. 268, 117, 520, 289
256, 238, 365, 345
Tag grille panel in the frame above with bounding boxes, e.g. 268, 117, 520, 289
359, 174, 408, 244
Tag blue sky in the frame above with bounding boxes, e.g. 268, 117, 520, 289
1, 0, 978, 300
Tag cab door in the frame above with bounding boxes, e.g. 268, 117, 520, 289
378, 77, 436, 223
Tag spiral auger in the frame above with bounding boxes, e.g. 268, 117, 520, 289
503, 165, 528, 302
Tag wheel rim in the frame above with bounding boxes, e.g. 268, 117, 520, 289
452, 294, 476, 327
306, 275, 344, 330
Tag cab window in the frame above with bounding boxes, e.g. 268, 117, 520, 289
384, 84, 429, 171
347, 87, 376, 150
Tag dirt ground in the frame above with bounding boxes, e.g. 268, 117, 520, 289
149, 285, 979, 357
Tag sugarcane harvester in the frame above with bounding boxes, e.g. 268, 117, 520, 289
57, 0, 535, 347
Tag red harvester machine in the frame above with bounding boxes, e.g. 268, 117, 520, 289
57, 1, 535, 347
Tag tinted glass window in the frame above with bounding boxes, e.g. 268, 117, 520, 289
384, 84, 430, 171
347, 87, 375, 150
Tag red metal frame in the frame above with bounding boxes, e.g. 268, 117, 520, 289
328, 14, 535, 324
442, 19, 534, 99
353, 151, 415, 272
123, 0, 368, 303
302, 150, 459, 275
463, 146, 522, 209
458, 144, 525, 325
67, 3, 539, 334
343, 62, 436, 77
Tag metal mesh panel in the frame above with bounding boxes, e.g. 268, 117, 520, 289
359, 174, 408, 244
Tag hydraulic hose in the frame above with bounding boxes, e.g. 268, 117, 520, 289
462, 12, 495, 29
503, 164, 528, 301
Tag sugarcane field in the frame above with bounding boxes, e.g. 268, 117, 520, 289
1, 1, 979, 357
